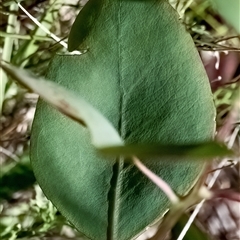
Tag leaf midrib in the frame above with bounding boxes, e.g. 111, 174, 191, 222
107, 1, 125, 239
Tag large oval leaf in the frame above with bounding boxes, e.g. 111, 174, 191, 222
68, 0, 104, 51
30, 0, 215, 239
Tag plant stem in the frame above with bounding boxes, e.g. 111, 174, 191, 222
132, 156, 179, 204
17, 0, 68, 65
0, 3, 18, 114
0, 31, 52, 41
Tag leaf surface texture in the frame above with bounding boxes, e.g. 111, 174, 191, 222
31, 0, 215, 239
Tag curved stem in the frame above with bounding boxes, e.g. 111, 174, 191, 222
132, 156, 179, 204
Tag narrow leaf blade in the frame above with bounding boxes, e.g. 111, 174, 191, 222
100, 141, 233, 159
211, 0, 240, 33
0, 61, 122, 147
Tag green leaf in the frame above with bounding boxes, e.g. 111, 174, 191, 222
99, 141, 233, 159
171, 214, 210, 240
31, 0, 215, 239
68, 0, 104, 51
0, 62, 122, 148
211, 0, 240, 33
